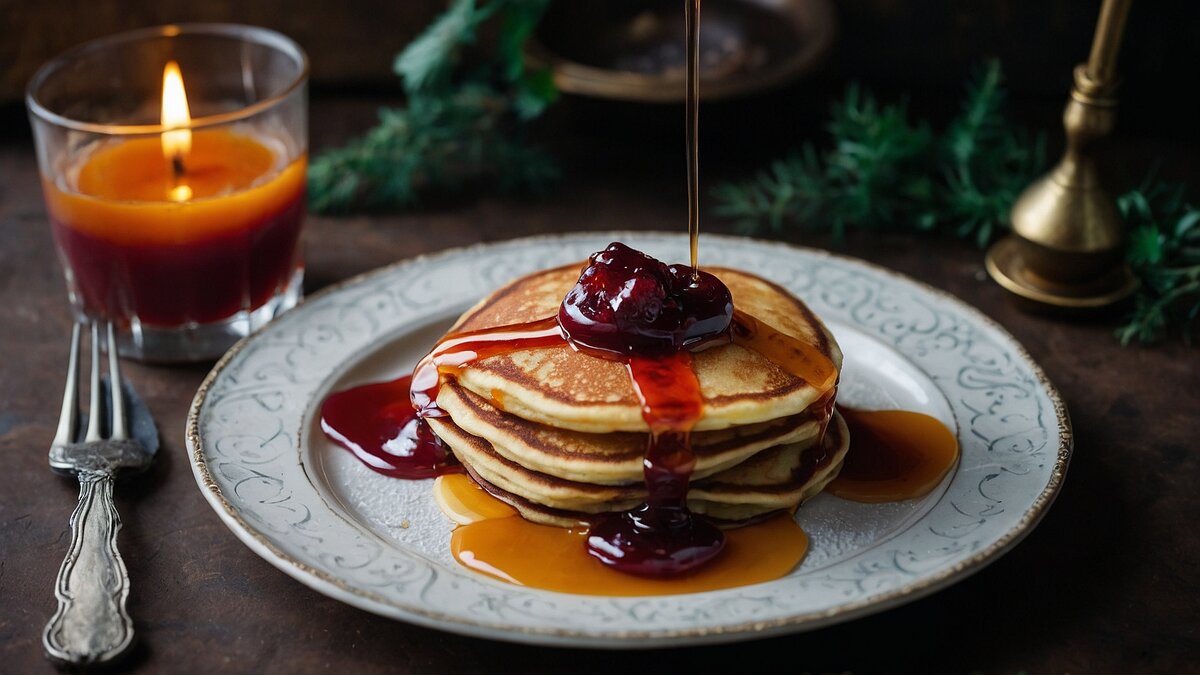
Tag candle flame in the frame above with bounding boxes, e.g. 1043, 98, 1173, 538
161, 60, 192, 165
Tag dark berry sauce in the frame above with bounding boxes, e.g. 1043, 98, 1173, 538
322, 318, 568, 479
320, 376, 460, 479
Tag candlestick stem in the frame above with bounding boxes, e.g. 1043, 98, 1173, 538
984, 0, 1139, 308
1086, 0, 1132, 86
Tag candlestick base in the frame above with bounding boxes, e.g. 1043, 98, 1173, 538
985, 236, 1137, 309
98, 268, 304, 363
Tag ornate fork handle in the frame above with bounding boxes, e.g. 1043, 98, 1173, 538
43, 469, 135, 665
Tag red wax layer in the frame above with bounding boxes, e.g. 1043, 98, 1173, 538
50, 196, 303, 326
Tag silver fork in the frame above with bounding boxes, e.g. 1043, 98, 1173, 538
43, 322, 155, 666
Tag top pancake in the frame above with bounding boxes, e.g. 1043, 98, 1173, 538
448, 263, 842, 433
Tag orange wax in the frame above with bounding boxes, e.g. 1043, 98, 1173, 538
45, 128, 306, 326
435, 473, 810, 596
828, 408, 960, 503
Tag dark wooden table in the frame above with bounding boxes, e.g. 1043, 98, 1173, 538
1, 94, 1196, 674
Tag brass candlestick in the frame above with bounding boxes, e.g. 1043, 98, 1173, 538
986, 0, 1139, 308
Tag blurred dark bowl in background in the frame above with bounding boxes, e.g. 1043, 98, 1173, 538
526, 0, 835, 102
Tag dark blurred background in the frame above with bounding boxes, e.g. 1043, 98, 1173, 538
2, 0, 1195, 170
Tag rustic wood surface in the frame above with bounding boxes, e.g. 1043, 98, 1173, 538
0, 93, 1196, 674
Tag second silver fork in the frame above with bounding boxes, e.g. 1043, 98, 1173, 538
43, 322, 156, 667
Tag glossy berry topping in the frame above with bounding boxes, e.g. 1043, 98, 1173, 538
320, 376, 461, 479
586, 504, 725, 577
557, 242, 733, 355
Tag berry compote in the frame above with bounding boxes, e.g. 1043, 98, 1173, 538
558, 242, 733, 356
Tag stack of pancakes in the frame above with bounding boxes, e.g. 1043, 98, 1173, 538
426, 263, 848, 527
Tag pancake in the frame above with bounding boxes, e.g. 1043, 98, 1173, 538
429, 411, 850, 528
688, 412, 849, 521
445, 263, 842, 433
436, 381, 822, 485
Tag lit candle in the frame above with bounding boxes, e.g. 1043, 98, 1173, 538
161, 60, 194, 202
29, 25, 309, 361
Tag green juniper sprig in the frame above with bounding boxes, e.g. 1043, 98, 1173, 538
714, 60, 1198, 346
712, 85, 933, 242
923, 61, 1047, 247
307, 0, 558, 213
713, 60, 1043, 247
1116, 181, 1200, 345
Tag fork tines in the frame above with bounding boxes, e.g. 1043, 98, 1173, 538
54, 321, 127, 447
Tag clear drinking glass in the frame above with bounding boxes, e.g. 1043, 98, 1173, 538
27, 24, 308, 362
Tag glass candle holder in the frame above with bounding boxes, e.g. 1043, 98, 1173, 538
27, 24, 308, 362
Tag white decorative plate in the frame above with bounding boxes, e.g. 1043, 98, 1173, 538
187, 233, 1071, 647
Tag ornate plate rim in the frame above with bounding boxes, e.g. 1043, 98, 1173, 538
185, 232, 1072, 647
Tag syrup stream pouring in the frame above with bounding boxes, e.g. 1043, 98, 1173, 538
686, 0, 701, 273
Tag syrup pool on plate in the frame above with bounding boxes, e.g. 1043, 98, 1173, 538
435, 474, 809, 596
828, 408, 960, 503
